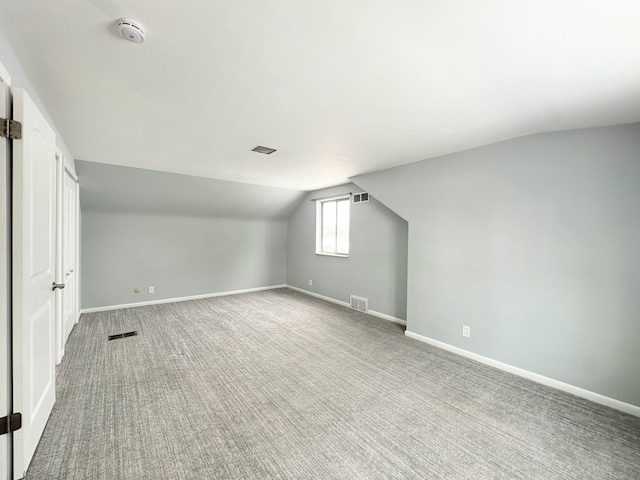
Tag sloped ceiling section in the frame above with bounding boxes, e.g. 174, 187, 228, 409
1, 1, 640, 190
76, 160, 305, 220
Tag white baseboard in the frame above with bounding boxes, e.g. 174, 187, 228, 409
405, 330, 640, 418
368, 310, 407, 326
80, 285, 286, 314
286, 285, 407, 326
286, 285, 350, 308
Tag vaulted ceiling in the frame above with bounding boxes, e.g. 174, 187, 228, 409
1, 1, 639, 190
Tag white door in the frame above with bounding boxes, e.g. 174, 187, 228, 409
62, 169, 77, 345
0, 60, 12, 480
11, 87, 57, 479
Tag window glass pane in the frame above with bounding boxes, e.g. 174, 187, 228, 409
316, 196, 349, 256
336, 199, 350, 254
322, 200, 336, 253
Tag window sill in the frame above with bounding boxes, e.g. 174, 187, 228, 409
315, 252, 349, 258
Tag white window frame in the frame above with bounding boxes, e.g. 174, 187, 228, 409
315, 194, 350, 257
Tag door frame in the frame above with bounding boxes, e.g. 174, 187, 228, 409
55, 155, 80, 364
0, 57, 12, 480
74, 167, 80, 324
55, 151, 64, 364
61, 164, 78, 348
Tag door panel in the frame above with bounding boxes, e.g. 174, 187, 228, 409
12, 87, 57, 480
29, 136, 54, 277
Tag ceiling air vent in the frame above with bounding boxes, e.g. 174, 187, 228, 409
350, 295, 368, 313
252, 145, 277, 155
353, 192, 369, 204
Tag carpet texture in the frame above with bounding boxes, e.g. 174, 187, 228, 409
26, 288, 640, 479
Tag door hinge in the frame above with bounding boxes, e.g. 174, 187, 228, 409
0, 413, 22, 435
0, 118, 22, 139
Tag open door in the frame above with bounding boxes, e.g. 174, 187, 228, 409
11, 87, 57, 479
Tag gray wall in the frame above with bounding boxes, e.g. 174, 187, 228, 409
352, 123, 640, 407
287, 183, 408, 320
81, 212, 287, 309
77, 161, 303, 309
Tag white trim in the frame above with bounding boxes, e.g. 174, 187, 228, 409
286, 285, 407, 326
75, 176, 80, 323
64, 162, 78, 182
368, 310, 406, 326
310, 192, 352, 203
316, 195, 350, 257
0, 60, 10, 85
80, 285, 286, 314
286, 285, 350, 308
315, 252, 348, 258
54, 151, 64, 365
0, 58, 11, 480
405, 330, 640, 418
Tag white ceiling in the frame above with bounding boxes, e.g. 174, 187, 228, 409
1, 1, 639, 191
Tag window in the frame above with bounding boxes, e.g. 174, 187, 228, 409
316, 195, 350, 256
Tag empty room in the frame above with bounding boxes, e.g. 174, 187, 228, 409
1, 1, 639, 479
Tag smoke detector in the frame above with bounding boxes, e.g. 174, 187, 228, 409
116, 18, 145, 44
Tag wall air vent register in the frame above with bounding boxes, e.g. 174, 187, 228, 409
350, 295, 368, 313
353, 193, 369, 204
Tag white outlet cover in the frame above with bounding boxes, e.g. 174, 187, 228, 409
148, 286, 154, 294
462, 325, 471, 338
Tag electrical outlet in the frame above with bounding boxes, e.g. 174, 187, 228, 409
309, 279, 313, 286
148, 286, 155, 294
462, 325, 470, 338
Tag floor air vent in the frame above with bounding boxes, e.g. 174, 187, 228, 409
350, 295, 368, 313
108, 331, 138, 341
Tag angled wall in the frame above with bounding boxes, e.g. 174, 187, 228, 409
286, 183, 408, 321
352, 124, 640, 407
